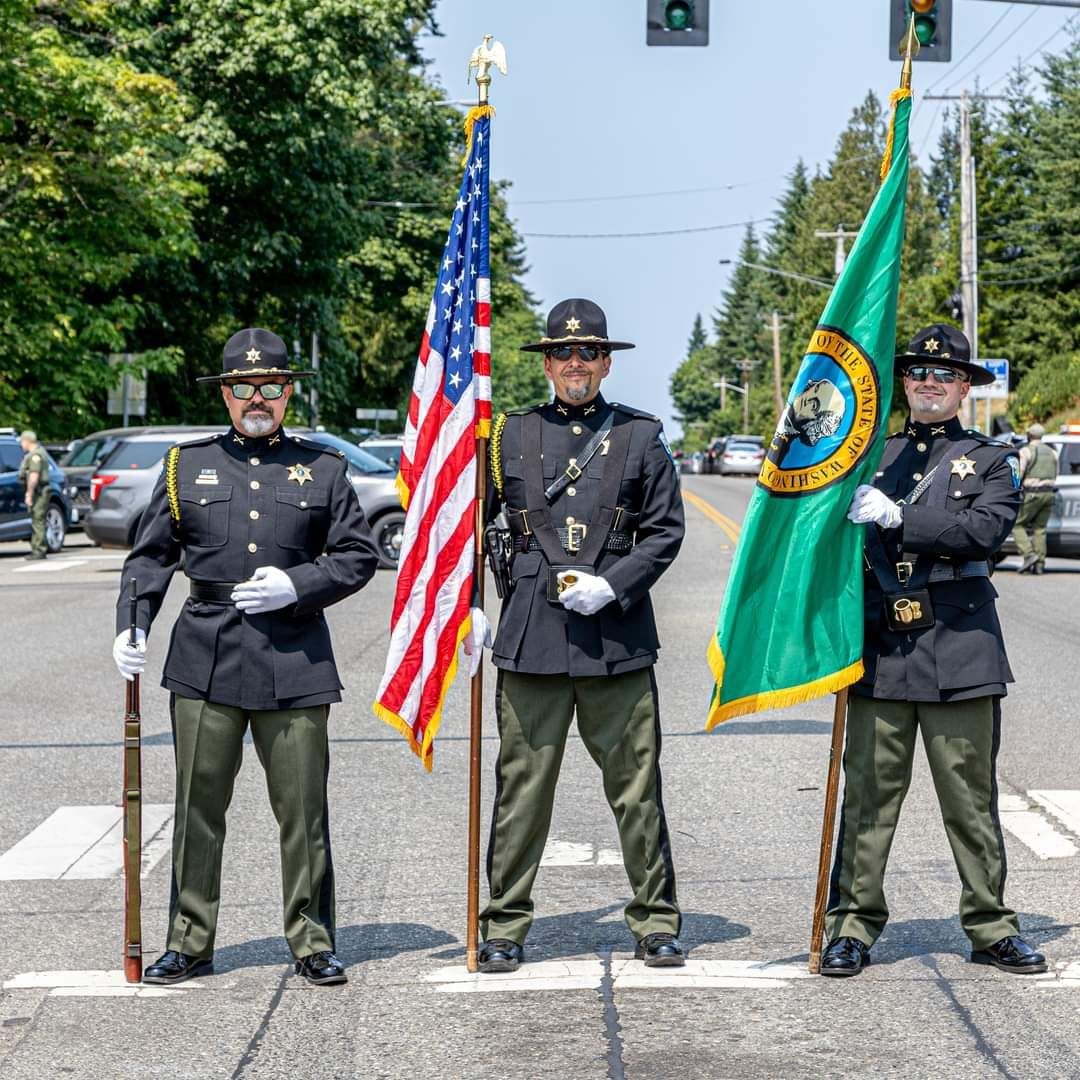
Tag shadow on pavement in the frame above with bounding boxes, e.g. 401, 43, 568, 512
211, 921, 456, 973
705, 718, 832, 736
430, 904, 752, 961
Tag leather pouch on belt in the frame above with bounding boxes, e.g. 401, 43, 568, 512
547, 565, 582, 604
884, 589, 935, 632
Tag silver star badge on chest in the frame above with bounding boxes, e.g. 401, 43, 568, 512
950, 455, 977, 480
287, 463, 314, 486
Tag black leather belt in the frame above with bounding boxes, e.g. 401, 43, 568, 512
189, 580, 240, 603
514, 529, 633, 556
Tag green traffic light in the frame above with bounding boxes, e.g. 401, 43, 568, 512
913, 13, 937, 45
664, 0, 693, 31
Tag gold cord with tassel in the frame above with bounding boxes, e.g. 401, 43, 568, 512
462, 104, 495, 166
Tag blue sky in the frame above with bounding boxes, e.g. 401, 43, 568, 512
419, 1, 1077, 434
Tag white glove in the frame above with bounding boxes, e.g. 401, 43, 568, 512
231, 566, 298, 614
847, 485, 903, 529
559, 572, 616, 616
113, 629, 147, 682
461, 607, 493, 678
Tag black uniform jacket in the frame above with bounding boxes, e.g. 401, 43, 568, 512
117, 427, 379, 710
857, 415, 1021, 702
487, 395, 684, 676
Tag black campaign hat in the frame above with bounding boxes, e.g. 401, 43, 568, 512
895, 323, 994, 386
196, 327, 316, 382
520, 298, 635, 353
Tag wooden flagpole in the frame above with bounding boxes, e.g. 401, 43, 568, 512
808, 687, 849, 973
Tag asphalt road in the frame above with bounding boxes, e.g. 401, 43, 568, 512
1, 476, 1078, 1080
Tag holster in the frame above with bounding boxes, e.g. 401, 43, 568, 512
484, 524, 513, 600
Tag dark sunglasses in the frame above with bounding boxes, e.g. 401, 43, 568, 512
546, 345, 607, 362
227, 382, 288, 400
904, 366, 968, 385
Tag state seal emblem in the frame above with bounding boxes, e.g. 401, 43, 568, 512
759, 326, 880, 496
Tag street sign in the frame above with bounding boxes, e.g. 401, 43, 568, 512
107, 354, 147, 419
355, 408, 398, 421
969, 358, 1009, 400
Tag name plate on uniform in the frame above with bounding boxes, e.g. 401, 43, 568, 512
884, 589, 935, 632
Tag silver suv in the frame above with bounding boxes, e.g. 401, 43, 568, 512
84, 426, 406, 568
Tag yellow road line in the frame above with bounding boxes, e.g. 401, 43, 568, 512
682, 489, 742, 545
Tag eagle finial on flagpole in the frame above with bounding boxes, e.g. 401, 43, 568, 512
466, 34, 508, 105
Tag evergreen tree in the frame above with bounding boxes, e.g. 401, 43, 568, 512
687, 313, 708, 357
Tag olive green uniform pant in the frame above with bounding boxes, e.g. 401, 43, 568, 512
167, 695, 335, 960
30, 491, 48, 556
826, 694, 1019, 950
481, 668, 680, 945
1012, 490, 1055, 568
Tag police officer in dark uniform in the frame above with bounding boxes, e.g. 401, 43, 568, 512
822, 324, 1047, 977
477, 299, 686, 973
112, 328, 379, 986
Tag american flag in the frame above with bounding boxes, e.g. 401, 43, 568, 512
373, 111, 493, 771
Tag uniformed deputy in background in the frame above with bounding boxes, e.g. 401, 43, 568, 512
1012, 422, 1058, 575
475, 298, 686, 973
823, 324, 1047, 978
112, 328, 380, 986
17, 430, 49, 560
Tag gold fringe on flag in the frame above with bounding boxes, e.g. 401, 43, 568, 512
462, 104, 495, 166
705, 636, 863, 730
879, 87, 913, 182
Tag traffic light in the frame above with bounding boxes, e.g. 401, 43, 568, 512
889, 0, 952, 62
647, 0, 709, 46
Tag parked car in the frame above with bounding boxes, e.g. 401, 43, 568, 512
359, 435, 404, 473
999, 429, 1080, 560
0, 435, 71, 552
718, 440, 767, 477
59, 430, 128, 529
705, 434, 764, 474
83, 427, 225, 547
286, 430, 405, 569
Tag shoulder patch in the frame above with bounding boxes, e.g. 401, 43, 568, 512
1007, 454, 1022, 489
609, 402, 662, 423
29, 453, 41, 465
656, 428, 676, 466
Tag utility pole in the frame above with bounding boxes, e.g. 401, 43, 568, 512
814, 224, 861, 277
761, 311, 787, 421
309, 330, 320, 428
926, 90, 1005, 428
733, 358, 760, 432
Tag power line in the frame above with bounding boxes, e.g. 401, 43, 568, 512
985, 11, 1080, 87
980, 263, 1080, 285
521, 217, 770, 240
926, 4, 1020, 96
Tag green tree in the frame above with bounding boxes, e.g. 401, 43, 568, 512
686, 312, 708, 356
0, 0, 208, 437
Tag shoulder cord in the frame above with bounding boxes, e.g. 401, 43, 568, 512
490, 412, 508, 499
165, 445, 181, 529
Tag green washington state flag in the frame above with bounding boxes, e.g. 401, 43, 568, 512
706, 89, 912, 728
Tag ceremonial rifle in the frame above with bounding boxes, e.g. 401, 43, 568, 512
122, 579, 142, 983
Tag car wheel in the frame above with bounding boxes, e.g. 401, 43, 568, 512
45, 501, 67, 553
373, 511, 406, 570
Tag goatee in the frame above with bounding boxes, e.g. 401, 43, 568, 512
240, 412, 275, 436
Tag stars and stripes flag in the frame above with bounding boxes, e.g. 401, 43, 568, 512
373, 109, 493, 771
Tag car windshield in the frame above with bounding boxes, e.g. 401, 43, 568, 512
105, 440, 174, 469
62, 438, 116, 467
1054, 443, 1080, 475
300, 432, 395, 474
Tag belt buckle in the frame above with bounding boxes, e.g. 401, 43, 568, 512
896, 561, 913, 586
566, 522, 587, 553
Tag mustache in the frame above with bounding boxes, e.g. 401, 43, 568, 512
243, 404, 272, 414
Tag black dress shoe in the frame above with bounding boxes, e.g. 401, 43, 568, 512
1019, 554, 1038, 574
478, 938, 524, 973
820, 937, 871, 977
295, 950, 347, 985
971, 935, 1047, 974
634, 933, 686, 967
142, 950, 213, 984
22, 553, 46, 561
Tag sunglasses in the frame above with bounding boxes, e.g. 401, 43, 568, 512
904, 366, 968, 385
227, 382, 289, 400
546, 345, 607, 362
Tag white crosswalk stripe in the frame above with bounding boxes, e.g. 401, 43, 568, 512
999, 792, 1079, 860
541, 839, 622, 867
1, 971, 195, 998
0, 804, 173, 880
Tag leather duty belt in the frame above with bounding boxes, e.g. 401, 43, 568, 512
515, 528, 633, 556
189, 579, 240, 603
